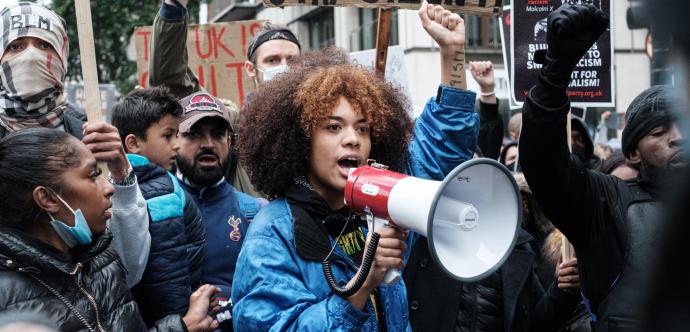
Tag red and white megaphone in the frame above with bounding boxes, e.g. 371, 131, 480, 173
345, 158, 521, 283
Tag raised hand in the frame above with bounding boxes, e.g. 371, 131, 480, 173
418, 0, 464, 51
470, 61, 495, 93
538, 4, 609, 88
418, 1, 467, 89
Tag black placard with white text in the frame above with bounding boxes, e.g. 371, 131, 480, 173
510, 0, 614, 107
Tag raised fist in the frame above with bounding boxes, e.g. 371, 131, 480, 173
537, 4, 608, 88
470, 61, 495, 93
418, 1, 465, 51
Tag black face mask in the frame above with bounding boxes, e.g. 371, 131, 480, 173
505, 162, 517, 173
572, 145, 588, 163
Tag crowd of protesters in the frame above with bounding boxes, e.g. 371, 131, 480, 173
0, 0, 688, 331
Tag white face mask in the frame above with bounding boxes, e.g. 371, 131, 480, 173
256, 64, 289, 82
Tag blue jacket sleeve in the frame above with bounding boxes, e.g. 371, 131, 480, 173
406, 86, 479, 181
231, 234, 370, 332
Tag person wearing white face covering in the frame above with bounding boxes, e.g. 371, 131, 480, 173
0, 3, 70, 133
0, 2, 151, 287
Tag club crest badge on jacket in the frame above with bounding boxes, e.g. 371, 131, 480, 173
228, 216, 242, 242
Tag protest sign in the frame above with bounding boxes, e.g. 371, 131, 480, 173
263, 0, 503, 17
350, 46, 412, 115
134, 20, 265, 107
510, 0, 614, 107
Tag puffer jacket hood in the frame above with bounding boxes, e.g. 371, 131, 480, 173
0, 225, 185, 331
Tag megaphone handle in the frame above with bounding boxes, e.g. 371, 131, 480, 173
383, 268, 401, 284
366, 212, 401, 285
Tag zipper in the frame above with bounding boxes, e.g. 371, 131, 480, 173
71, 262, 107, 332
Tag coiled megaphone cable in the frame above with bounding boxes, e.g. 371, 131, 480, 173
322, 208, 380, 298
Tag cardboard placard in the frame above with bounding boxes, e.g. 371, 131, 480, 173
510, 0, 614, 107
134, 20, 265, 107
263, 0, 504, 17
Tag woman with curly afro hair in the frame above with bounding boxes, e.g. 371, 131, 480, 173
231, 3, 480, 331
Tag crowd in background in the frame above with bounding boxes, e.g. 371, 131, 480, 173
0, 0, 689, 331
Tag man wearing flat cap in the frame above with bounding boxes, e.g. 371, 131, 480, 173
518, 3, 685, 331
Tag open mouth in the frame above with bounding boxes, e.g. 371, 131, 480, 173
104, 203, 113, 219
337, 157, 360, 169
196, 154, 219, 166
337, 156, 361, 178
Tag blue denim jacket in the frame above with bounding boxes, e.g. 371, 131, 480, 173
231, 87, 478, 331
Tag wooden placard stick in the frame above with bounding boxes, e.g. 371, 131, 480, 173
374, 9, 393, 77
562, 111, 575, 261
75, 0, 107, 173
263, 0, 502, 17
75, 0, 102, 124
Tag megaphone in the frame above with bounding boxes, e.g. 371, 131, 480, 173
344, 158, 521, 283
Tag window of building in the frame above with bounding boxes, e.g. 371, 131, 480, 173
304, 8, 335, 50
465, 15, 501, 50
349, 9, 399, 51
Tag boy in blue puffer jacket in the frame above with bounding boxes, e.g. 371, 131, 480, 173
112, 86, 206, 326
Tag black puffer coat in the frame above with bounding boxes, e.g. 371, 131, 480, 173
0, 226, 185, 331
404, 229, 580, 332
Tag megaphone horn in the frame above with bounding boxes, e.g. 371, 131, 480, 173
344, 158, 521, 283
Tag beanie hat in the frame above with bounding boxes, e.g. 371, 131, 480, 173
621, 86, 673, 158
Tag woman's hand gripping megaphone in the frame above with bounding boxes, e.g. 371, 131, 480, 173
363, 214, 409, 285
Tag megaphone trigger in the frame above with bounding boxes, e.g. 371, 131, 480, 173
363, 211, 403, 285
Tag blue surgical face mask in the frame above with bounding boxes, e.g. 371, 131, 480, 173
48, 193, 93, 248
256, 64, 289, 82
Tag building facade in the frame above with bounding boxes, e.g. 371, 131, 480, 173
208, 0, 649, 132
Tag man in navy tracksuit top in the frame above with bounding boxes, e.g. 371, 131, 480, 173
175, 92, 266, 299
